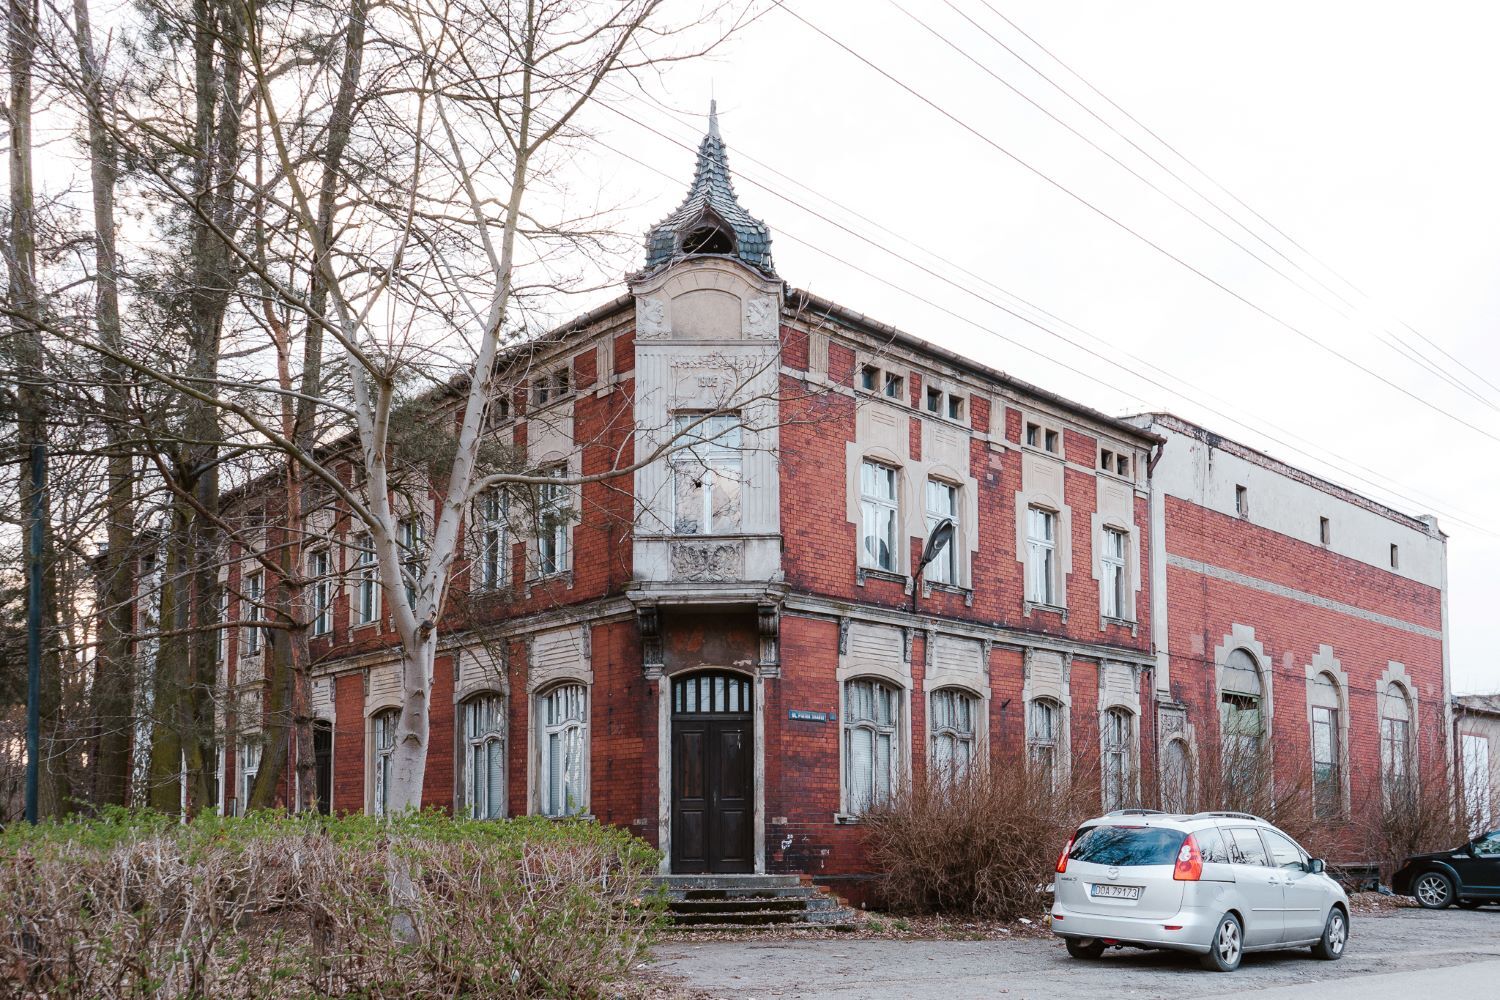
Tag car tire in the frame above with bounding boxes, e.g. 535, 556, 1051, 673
1065, 937, 1106, 960
1414, 872, 1456, 909
1200, 913, 1244, 972
1311, 907, 1348, 961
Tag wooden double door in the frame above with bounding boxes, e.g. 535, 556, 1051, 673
671, 672, 754, 874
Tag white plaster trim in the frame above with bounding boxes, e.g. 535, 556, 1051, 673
1304, 645, 1351, 816
1169, 554, 1442, 640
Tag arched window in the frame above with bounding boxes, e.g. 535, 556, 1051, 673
929, 688, 976, 782
463, 694, 506, 820
539, 683, 587, 817
371, 709, 399, 817
1160, 738, 1192, 813
1310, 672, 1343, 819
1381, 683, 1414, 802
1027, 698, 1062, 792
1220, 648, 1265, 762
1102, 708, 1135, 811
845, 678, 900, 814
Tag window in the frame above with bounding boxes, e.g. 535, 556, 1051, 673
1025, 507, 1057, 605
1390, 543, 1400, 569
475, 489, 510, 590
463, 694, 506, 820
860, 365, 880, 392
1044, 429, 1059, 453
859, 460, 899, 573
243, 570, 263, 657
1235, 484, 1249, 516
673, 414, 743, 535
926, 386, 942, 413
310, 550, 332, 635
883, 371, 904, 399
237, 739, 260, 817
845, 679, 900, 814
532, 365, 571, 406
1226, 827, 1270, 866
929, 688, 976, 783
1026, 422, 1041, 448
372, 709, 398, 817
398, 517, 424, 606
924, 479, 959, 585
1100, 448, 1115, 471
1262, 829, 1307, 870
354, 532, 377, 625
1319, 517, 1331, 546
947, 395, 964, 421
1115, 454, 1129, 478
1219, 649, 1264, 767
535, 465, 569, 577
1381, 683, 1413, 803
539, 684, 587, 817
488, 393, 512, 426
1102, 708, 1134, 811
1463, 734, 1492, 830
1312, 704, 1341, 819
1160, 738, 1191, 813
1101, 527, 1128, 619
1027, 698, 1061, 791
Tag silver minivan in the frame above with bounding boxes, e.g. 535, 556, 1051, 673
1050, 809, 1349, 971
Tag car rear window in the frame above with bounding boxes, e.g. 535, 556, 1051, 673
1068, 825, 1186, 866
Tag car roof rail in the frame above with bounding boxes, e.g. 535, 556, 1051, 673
1105, 808, 1168, 817
1189, 810, 1265, 822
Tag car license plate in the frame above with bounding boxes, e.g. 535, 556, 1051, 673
1090, 883, 1141, 900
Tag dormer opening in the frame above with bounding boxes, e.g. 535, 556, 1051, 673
680, 213, 736, 256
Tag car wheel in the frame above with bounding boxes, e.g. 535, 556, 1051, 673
1459, 900, 1483, 910
1311, 907, 1348, 960
1065, 937, 1106, 960
1414, 872, 1455, 909
1200, 913, 1244, 972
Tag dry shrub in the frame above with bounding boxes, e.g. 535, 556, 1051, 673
0, 810, 665, 999
861, 766, 1100, 920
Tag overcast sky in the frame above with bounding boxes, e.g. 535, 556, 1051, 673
562, 0, 1500, 693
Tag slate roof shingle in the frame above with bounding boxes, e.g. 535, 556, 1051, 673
642, 101, 775, 276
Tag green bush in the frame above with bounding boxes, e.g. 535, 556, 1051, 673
0, 809, 665, 998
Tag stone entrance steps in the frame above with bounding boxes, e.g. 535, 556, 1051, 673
655, 874, 858, 932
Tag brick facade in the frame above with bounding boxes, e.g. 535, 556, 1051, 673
211, 116, 1449, 888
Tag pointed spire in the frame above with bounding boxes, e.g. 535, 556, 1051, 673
641, 100, 774, 275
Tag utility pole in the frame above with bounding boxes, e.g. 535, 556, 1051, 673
25, 441, 45, 824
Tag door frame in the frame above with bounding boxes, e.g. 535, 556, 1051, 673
658, 665, 765, 874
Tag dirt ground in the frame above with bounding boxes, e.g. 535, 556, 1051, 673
640, 898, 1500, 999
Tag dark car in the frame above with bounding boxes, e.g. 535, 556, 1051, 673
1392, 830, 1500, 909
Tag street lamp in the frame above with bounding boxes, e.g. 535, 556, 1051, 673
912, 517, 954, 615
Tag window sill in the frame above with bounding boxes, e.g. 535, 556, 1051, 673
857, 566, 907, 588
833, 813, 864, 826
1024, 600, 1068, 623
922, 580, 974, 606
1100, 614, 1139, 638
352, 620, 379, 632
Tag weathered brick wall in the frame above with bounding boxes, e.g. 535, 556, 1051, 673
1163, 494, 1447, 835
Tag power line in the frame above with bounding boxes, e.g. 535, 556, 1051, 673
774, 3, 1500, 447
583, 98, 1497, 538
966, 0, 1500, 405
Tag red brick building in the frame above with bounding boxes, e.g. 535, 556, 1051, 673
212, 110, 1450, 889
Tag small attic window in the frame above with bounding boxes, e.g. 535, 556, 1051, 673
682, 223, 735, 256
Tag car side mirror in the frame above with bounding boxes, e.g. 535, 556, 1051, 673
1307, 858, 1325, 874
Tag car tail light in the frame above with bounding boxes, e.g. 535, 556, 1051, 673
1174, 833, 1203, 881
1056, 833, 1075, 874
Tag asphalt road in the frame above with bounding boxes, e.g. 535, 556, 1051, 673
652, 906, 1500, 999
